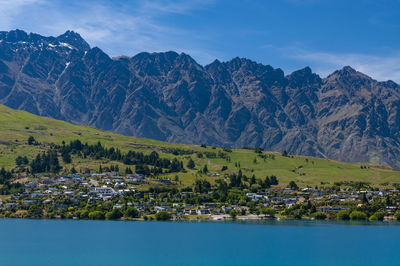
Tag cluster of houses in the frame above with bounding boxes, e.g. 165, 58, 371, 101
0, 172, 145, 210
1, 171, 400, 219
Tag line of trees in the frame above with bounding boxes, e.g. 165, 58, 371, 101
0, 167, 12, 184
57, 140, 184, 175
30, 150, 61, 174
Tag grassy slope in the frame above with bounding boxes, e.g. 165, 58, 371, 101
0, 104, 399, 187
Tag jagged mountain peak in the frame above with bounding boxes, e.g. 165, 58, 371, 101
83, 47, 112, 66
287, 67, 322, 88
56, 30, 90, 51
292, 66, 312, 75
341, 65, 357, 73
327, 65, 371, 80
0, 29, 29, 42
378, 80, 399, 89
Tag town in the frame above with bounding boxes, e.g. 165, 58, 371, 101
1, 168, 399, 222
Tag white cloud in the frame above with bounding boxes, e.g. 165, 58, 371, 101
262, 44, 400, 83
0, 0, 43, 28
293, 50, 400, 82
0, 0, 220, 65
138, 0, 216, 14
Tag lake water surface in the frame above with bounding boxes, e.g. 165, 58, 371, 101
0, 219, 399, 265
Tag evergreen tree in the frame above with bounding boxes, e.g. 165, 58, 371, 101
187, 158, 195, 169
125, 167, 133, 174
250, 175, 256, 185
62, 151, 72, 163
203, 164, 208, 174
270, 175, 279, 185
28, 136, 36, 145
264, 176, 271, 188
71, 167, 77, 174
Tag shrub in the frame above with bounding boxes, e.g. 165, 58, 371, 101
250, 184, 261, 193
229, 209, 241, 219
124, 207, 140, 218
369, 211, 384, 221
105, 209, 123, 220
394, 211, 400, 221
88, 211, 105, 220
28, 136, 36, 145
293, 210, 302, 219
288, 181, 299, 190
337, 210, 351, 220
349, 211, 367, 220
78, 209, 89, 219
186, 158, 195, 169
312, 212, 327, 220
155, 211, 171, 221
261, 207, 276, 217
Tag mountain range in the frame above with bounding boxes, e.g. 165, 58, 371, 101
0, 29, 399, 169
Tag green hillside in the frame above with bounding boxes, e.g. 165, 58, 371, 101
1, 104, 399, 188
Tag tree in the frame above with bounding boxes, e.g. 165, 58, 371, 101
261, 207, 276, 217
288, 181, 299, 190
0, 168, 12, 184
394, 211, 400, 221
349, 210, 367, 220
312, 212, 327, 220
282, 150, 288, 157
125, 167, 133, 174
77, 209, 89, 219
187, 158, 195, 169
155, 211, 171, 221
229, 209, 240, 219
88, 211, 105, 220
250, 184, 261, 193
362, 193, 368, 203
16, 156, 29, 166
270, 175, 279, 185
124, 207, 140, 218
293, 210, 302, 219
30, 150, 61, 174
337, 210, 351, 220
62, 152, 72, 163
28, 136, 36, 145
263, 176, 271, 188
369, 211, 384, 221
250, 175, 256, 185
105, 209, 123, 220
194, 179, 211, 193
27, 206, 43, 218
254, 148, 263, 154
202, 164, 208, 174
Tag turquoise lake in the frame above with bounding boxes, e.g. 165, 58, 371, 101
0, 219, 399, 266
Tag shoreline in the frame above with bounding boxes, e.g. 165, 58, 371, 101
1, 215, 399, 226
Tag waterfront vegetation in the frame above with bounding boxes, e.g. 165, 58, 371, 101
1, 104, 400, 222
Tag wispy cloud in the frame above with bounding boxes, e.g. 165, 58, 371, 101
293, 50, 400, 82
137, 0, 216, 14
0, 0, 43, 28
262, 44, 400, 83
0, 0, 220, 64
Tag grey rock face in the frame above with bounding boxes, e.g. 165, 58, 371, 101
1, 30, 399, 169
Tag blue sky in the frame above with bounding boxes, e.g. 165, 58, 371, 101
1, 0, 399, 81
